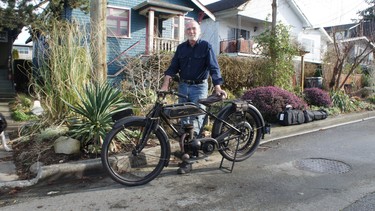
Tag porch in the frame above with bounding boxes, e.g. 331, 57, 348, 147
219, 39, 257, 55
153, 37, 179, 53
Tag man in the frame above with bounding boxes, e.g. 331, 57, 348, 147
160, 20, 227, 174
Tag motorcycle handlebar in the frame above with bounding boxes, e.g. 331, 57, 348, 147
156, 90, 188, 99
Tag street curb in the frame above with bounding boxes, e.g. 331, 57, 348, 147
1, 110, 375, 188
261, 111, 375, 144
0, 159, 103, 188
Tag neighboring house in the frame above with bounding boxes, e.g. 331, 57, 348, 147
12, 44, 33, 60
340, 36, 374, 66
325, 23, 374, 66
12, 27, 33, 60
63, 0, 215, 76
200, 0, 333, 65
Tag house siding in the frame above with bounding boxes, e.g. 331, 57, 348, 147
201, 0, 328, 65
68, 0, 201, 76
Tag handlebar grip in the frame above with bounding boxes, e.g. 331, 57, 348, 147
175, 92, 188, 99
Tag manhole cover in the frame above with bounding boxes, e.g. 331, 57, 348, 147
294, 158, 351, 174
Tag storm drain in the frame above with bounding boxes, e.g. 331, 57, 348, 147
294, 158, 351, 174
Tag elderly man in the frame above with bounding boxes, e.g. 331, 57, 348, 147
160, 20, 227, 174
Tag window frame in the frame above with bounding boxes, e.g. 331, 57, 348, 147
229, 28, 250, 40
14, 46, 30, 55
107, 5, 131, 38
301, 38, 315, 54
172, 16, 193, 40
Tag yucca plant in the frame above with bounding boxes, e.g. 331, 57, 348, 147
64, 82, 132, 154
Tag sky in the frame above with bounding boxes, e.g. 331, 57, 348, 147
200, 0, 370, 27
12, 1, 47, 45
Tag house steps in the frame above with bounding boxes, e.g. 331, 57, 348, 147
0, 69, 16, 102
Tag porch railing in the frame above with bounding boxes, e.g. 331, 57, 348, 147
153, 37, 180, 53
220, 39, 255, 54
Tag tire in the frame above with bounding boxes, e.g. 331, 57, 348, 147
101, 118, 168, 186
212, 105, 262, 162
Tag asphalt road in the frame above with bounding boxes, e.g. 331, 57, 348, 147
1, 118, 375, 211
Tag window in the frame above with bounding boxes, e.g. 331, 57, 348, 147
172, 17, 193, 40
301, 38, 314, 54
14, 46, 29, 54
107, 6, 130, 37
173, 17, 179, 40
229, 28, 250, 40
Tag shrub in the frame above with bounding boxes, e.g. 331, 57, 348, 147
218, 56, 270, 95
303, 88, 332, 107
120, 54, 171, 114
64, 82, 131, 154
9, 94, 38, 121
12, 110, 30, 121
330, 91, 356, 113
368, 95, 375, 104
242, 86, 307, 122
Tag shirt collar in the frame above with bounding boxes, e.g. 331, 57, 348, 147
185, 39, 201, 47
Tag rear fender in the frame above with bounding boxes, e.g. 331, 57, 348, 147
212, 102, 266, 138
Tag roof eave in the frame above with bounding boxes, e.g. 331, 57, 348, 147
287, 0, 313, 28
134, 0, 193, 15
191, 0, 216, 21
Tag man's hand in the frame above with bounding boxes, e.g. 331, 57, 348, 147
160, 75, 172, 91
214, 85, 227, 99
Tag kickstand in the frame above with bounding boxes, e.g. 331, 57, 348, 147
219, 137, 240, 173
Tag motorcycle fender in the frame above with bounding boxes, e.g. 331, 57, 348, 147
112, 116, 144, 129
247, 104, 266, 134
213, 103, 266, 137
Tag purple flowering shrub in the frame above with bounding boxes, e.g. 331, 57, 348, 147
303, 88, 332, 107
242, 86, 308, 122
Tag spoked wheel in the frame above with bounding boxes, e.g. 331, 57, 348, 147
212, 105, 262, 162
101, 119, 168, 186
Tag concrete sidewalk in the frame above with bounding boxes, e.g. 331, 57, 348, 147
1, 109, 375, 188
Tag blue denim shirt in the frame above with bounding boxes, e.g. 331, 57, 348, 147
165, 39, 223, 86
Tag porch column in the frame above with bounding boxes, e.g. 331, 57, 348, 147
178, 15, 185, 42
299, 50, 309, 92
148, 9, 155, 54
236, 15, 242, 52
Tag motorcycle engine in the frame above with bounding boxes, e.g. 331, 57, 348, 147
184, 139, 201, 157
201, 140, 215, 155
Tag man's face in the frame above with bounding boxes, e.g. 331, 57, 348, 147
185, 22, 201, 41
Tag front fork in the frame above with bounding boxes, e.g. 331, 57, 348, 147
133, 117, 159, 155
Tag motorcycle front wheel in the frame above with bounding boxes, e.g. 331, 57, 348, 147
101, 118, 168, 186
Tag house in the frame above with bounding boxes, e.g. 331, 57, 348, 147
0, 29, 19, 68
12, 44, 33, 60
200, 0, 333, 65
325, 23, 374, 66
0, 28, 18, 100
64, 0, 215, 76
13, 27, 33, 60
